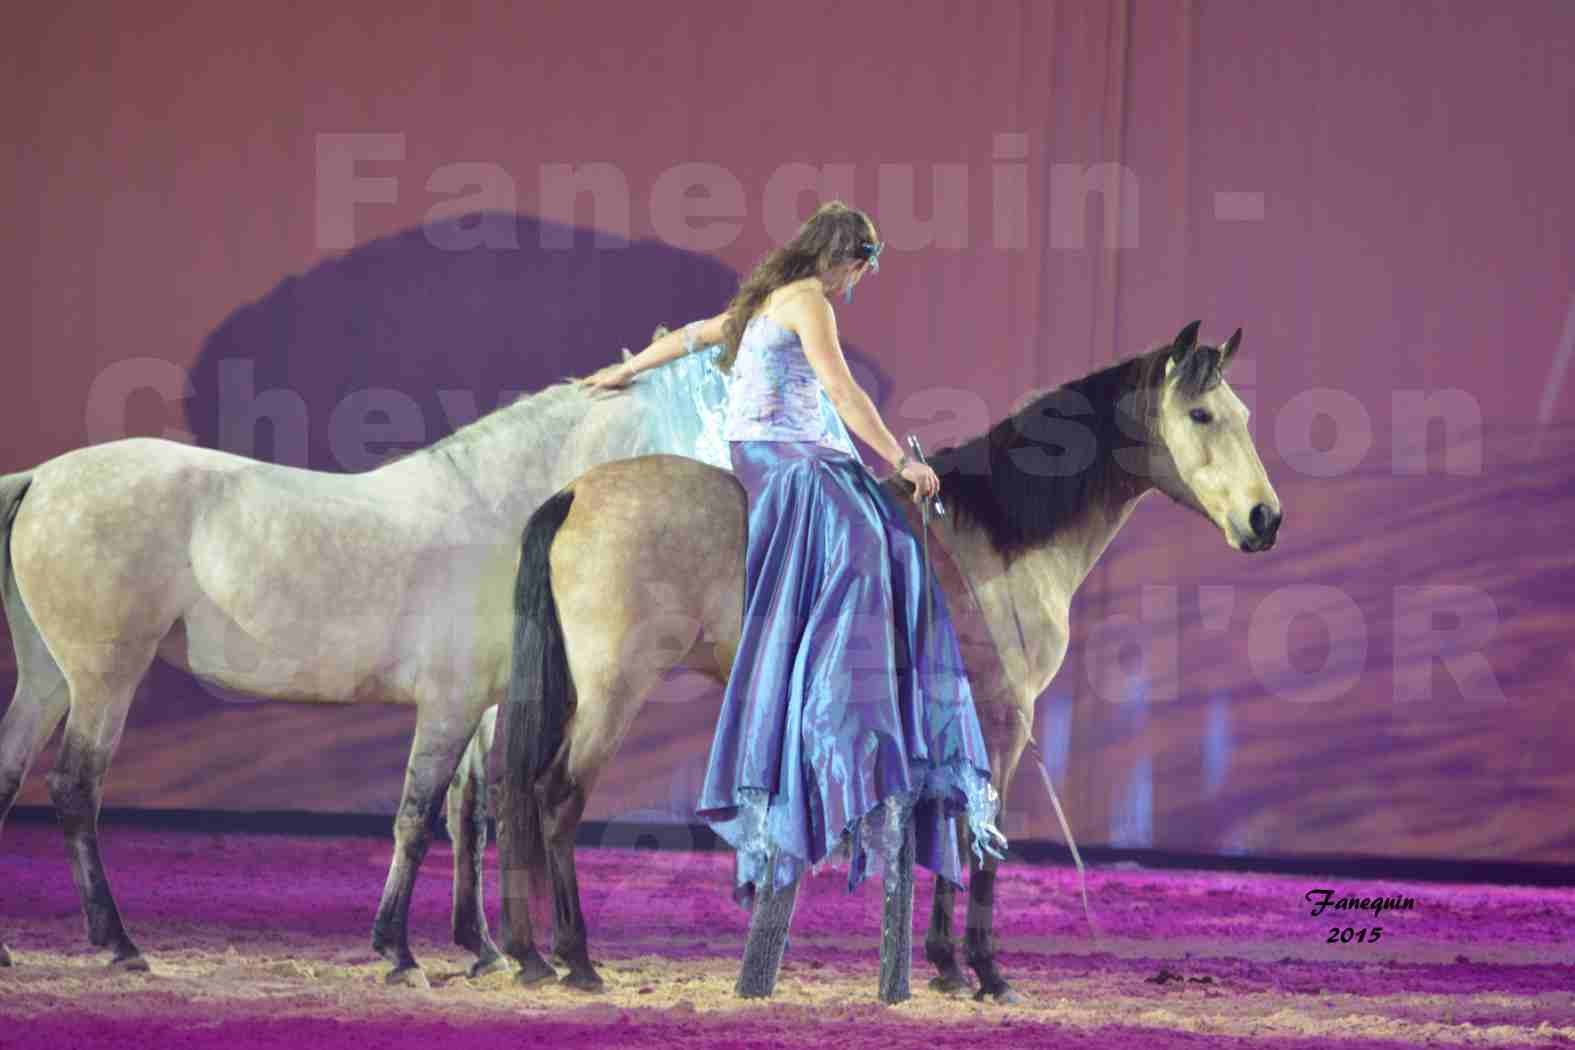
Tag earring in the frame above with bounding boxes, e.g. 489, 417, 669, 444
843, 282, 854, 304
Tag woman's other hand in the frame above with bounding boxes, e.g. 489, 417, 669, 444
899, 460, 939, 502
577, 359, 637, 392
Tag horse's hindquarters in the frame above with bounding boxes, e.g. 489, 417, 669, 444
546, 455, 748, 772
11, 442, 206, 660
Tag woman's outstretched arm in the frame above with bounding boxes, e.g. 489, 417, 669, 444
629, 312, 729, 375
579, 313, 728, 391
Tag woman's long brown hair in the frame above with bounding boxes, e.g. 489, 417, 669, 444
715, 200, 879, 374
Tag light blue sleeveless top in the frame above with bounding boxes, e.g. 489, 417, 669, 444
721, 312, 860, 460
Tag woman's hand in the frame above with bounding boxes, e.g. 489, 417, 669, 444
576, 359, 637, 393
899, 460, 939, 502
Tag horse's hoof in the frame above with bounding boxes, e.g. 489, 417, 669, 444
467, 953, 510, 979
973, 983, 1021, 1005
109, 951, 149, 973
370, 939, 405, 970
513, 954, 558, 987
879, 987, 912, 1006
561, 969, 606, 993
0, 943, 12, 967
929, 972, 973, 996
385, 965, 430, 989
458, 934, 502, 961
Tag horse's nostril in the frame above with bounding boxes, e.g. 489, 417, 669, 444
1250, 503, 1273, 537
1249, 504, 1282, 541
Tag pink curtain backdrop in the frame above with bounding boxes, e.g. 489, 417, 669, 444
3, 1, 1572, 863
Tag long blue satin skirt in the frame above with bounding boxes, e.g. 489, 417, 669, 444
696, 439, 994, 896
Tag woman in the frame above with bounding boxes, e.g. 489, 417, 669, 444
577, 200, 1004, 943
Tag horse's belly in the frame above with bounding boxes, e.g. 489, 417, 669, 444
166, 584, 509, 707
178, 476, 516, 706
162, 606, 397, 703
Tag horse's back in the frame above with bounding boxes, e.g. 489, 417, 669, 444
15, 436, 354, 584
10, 438, 470, 693
28, 436, 251, 489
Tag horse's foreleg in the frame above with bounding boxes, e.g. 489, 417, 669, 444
964, 709, 1030, 1004
962, 834, 1008, 1000
963, 783, 1024, 1002
878, 799, 917, 1004
924, 815, 972, 993
447, 717, 504, 977
735, 852, 799, 999
44, 644, 151, 970
371, 717, 475, 985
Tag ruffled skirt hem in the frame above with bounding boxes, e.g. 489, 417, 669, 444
701, 757, 998, 901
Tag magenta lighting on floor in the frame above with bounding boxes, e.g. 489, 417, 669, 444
2, 824, 1570, 1049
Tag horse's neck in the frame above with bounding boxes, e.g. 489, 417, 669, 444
1014, 485, 1150, 598
935, 477, 1152, 706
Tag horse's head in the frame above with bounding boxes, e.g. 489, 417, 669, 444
1144, 321, 1282, 553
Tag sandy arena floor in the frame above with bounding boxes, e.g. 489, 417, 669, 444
2, 822, 1572, 1048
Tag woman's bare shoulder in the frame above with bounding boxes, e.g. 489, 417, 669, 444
771, 280, 832, 329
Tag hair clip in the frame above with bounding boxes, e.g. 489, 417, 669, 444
861, 240, 883, 272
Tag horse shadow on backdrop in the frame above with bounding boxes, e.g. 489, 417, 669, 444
79, 212, 892, 803
185, 211, 894, 473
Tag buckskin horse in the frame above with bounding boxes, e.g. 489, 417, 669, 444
495, 322, 1282, 1000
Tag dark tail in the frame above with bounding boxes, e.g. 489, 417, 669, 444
501, 487, 577, 893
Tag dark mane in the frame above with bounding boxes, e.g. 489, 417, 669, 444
922, 346, 1172, 563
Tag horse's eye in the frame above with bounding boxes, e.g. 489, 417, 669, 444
1189, 409, 1213, 424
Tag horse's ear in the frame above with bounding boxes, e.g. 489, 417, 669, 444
1170, 320, 1202, 366
1220, 327, 1242, 369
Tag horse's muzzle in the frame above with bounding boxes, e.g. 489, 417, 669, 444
1240, 503, 1282, 552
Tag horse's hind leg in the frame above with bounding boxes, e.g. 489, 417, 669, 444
371, 713, 479, 985
45, 639, 157, 970
0, 580, 70, 967
534, 759, 603, 992
447, 710, 505, 977
532, 523, 706, 994
533, 665, 685, 993
735, 852, 799, 999
878, 800, 917, 1005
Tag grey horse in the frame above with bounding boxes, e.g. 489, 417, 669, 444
0, 335, 699, 981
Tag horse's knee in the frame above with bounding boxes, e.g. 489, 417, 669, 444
391, 792, 441, 852
46, 763, 99, 825
0, 754, 25, 804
